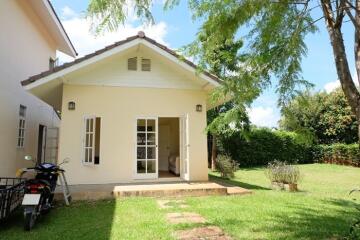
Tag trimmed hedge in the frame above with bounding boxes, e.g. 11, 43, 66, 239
313, 143, 360, 167
216, 128, 314, 167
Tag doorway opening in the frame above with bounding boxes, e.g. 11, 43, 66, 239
158, 117, 180, 178
37, 124, 47, 164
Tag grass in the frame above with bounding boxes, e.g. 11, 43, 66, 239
0, 164, 359, 240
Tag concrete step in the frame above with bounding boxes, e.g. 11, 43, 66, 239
54, 182, 251, 201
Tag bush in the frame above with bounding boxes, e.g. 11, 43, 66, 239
314, 143, 360, 167
265, 160, 301, 184
215, 154, 238, 179
216, 128, 315, 167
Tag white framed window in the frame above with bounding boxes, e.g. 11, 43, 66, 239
17, 105, 26, 148
83, 116, 101, 165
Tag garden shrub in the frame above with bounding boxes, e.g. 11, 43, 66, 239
216, 128, 314, 167
314, 143, 360, 167
265, 160, 301, 184
215, 154, 238, 179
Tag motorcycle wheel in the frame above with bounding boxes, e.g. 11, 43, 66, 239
24, 210, 36, 231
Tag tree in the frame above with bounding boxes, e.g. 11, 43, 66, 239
87, 0, 360, 144
280, 88, 358, 144
195, 35, 248, 170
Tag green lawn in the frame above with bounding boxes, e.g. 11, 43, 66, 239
1, 164, 359, 240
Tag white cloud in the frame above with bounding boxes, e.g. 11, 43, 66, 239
57, 7, 168, 63
324, 80, 340, 93
247, 106, 280, 128
324, 69, 359, 93
60, 6, 78, 20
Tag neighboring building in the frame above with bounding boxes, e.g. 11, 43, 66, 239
22, 32, 220, 184
0, 0, 76, 177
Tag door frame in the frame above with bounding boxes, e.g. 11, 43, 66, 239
133, 115, 189, 181
134, 117, 159, 179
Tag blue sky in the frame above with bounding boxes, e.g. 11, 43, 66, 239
51, 0, 357, 127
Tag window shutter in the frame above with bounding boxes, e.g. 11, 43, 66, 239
141, 58, 151, 71
128, 57, 137, 71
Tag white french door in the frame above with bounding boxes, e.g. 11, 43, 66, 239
180, 114, 190, 180
135, 118, 158, 179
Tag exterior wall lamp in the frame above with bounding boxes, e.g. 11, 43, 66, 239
196, 104, 202, 112
68, 101, 76, 110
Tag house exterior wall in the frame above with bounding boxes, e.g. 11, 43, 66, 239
0, 0, 61, 176
59, 84, 208, 184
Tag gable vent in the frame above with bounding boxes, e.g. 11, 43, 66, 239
128, 57, 137, 71
141, 58, 151, 71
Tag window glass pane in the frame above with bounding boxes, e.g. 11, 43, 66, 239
22, 120, 25, 128
147, 160, 156, 173
147, 133, 156, 145
137, 133, 146, 145
85, 149, 88, 162
137, 161, 146, 173
137, 119, 146, 131
18, 138, 21, 147
89, 134, 93, 147
19, 105, 26, 117
147, 119, 155, 132
86, 134, 89, 147
86, 119, 89, 132
147, 147, 156, 160
90, 119, 94, 132
89, 149, 93, 162
137, 147, 146, 159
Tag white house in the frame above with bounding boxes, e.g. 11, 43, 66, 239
22, 32, 221, 184
0, 0, 76, 177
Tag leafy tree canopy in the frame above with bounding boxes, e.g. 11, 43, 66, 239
280, 88, 359, 144
87, 0, 317, 127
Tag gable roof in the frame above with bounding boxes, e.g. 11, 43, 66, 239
27, 0, 77, 57
21, 31, 221, 88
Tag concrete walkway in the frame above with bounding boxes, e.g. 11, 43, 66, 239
55, 181, 251, 201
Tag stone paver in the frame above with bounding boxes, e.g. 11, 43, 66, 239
157, 199, 188, 209
226, 186, 252, 195
166, 212, 206, 224
174, 226, 232, 240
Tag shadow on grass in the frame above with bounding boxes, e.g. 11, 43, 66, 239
209, 174, 271, 190
0, 200, 116, 240
203, 197, 358, 240
265, 199, 359, 240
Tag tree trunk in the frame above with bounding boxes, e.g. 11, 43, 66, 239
321, 0, 360, 146
211, 134, 217, 171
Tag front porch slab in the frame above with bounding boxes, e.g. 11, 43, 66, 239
55, 181, 252, 201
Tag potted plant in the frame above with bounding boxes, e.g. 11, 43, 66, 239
265, 160, 300, 192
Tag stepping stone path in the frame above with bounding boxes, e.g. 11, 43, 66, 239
166, 212, 206, 224
174, 226, 232, 240
158, 199, 232, 239
157, 199, 188, 209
